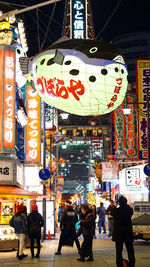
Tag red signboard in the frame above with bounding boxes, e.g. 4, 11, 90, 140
0, 50, 3, 149
0, 45, 16, 153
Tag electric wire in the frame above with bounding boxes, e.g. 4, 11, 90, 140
40, 1, 57, 51
96, 0, 123, 39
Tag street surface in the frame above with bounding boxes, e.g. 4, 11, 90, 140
0, 232, 150, 266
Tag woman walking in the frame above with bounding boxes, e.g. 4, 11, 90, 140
9, 204, 28, 260
77, 204, 94, 262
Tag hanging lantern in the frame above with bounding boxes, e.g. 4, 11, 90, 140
21, 38, 128, 116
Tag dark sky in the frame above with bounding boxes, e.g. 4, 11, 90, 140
1, 0, 150, 56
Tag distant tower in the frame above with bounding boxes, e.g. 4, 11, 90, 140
62, 0, 95, 39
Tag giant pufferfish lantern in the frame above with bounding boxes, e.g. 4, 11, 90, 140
25, 38, 128, 116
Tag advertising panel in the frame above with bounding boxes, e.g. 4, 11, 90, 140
25, 84, 41, 164
0, 45, 16, 153
0, 50, 3, 149
102, 162, 118, 182
3, 49, 15, 149
72, 0, 86, 39
136, 59, 150, 159
125, 95, 137, 158
113, 102, 126, 158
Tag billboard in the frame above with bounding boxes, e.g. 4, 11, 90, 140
71, 0, 86, 39
136, 59, 150, 159
0, 45, 16, 154
25, 84, 41, 164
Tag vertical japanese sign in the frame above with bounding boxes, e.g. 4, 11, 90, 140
113, 102, 126, 158
0, 50, 3, 149
136, 59, 150, 159
125, 95, 137, 158
72, 0, 86, 39
25, 84, 41, 163
0, 45, 16, 153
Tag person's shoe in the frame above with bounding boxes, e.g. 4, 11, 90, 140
22, 254, 28, 258
55, 251, 61, 255
77, 258, 85, 262
103, 232, 106, 234
86, 258, 94, 262
18, 255, 23, 260
35, 254, 40, 258
31, 255, 34, 258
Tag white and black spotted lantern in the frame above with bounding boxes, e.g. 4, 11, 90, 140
30, 39, 128, 116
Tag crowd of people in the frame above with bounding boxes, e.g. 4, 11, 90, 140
56, 197, 135, 266
9, 196, 135, 266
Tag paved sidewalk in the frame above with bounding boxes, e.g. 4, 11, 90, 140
0, 233, 150, 266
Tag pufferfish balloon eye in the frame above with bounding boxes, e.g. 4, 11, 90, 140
20, 38, 128, 116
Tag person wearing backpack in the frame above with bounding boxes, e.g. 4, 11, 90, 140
27, 204, 44, 258
96, 202, 106, 234
9, 204, 28, 260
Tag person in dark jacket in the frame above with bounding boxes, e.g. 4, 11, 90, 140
27, 204, 44, 258
55, 200, 80, 255
112, 196, 135, 267
106, 200, 116, 237
9, 204, 28, 260
91, 205, 97, 238
96, 202, 106, 234
77, 204, 94, 262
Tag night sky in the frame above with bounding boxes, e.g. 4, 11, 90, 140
1, 0, 150, 56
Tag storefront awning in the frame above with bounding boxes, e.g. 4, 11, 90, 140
0, 185, 43, 199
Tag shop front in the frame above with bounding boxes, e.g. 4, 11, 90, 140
0, 185, 42, 250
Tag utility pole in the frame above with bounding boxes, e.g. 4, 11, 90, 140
42, 101, 46, 240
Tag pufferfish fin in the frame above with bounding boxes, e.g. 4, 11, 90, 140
51, 35, 70, 47
113, 55, 125, 64
53, 50, 65, 65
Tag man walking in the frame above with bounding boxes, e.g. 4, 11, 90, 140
112, 196, 135, 267
96, 202, 106, 234
55, 201, 80, 255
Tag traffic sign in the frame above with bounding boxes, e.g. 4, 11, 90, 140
144, 164, 150, 176
39, 168, 50, 180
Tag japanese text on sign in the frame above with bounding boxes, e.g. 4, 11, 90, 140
37, 76, 85, 101
26, 85, 41, 163
136, 60, 150, 159
72, 0, 85, 39
4, 50, 15, 149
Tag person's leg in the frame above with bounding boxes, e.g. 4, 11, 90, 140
36, 236, 41, 258
19, 234, 25, 256
30, 236, 35, 257
125, 240, 135, 267
56, 231, 67, 253
74, 233, 80, 252
116, 241, 123, 267
102, 218, 106, 233
87, 236, 93, 261
98, 219, 102, 233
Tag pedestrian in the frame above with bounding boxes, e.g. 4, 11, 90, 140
91, 205, 97, 238
112, 195, 135, 267
9, 204, 28, 260
96, 202, 106, 234
55, 200, 80, 255
77, 204, 94, 262
27, 204, 44, 258
106, 200, 116, 237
